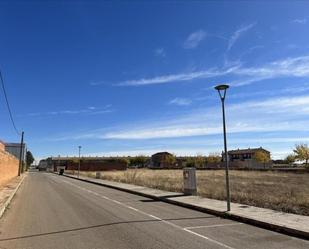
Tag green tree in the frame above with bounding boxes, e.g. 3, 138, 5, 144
206, 153, 221, 163
194, 154, 206, 168
254, 151, 271, 168
185, 155, 206, 168
285, 154, 296, 165
185, 157, 195, 167
26, 151, 34, 166
129, 155, 147, 168
164, 154, 177, 167
115, 157, 129, 166
293, 144, 309, 167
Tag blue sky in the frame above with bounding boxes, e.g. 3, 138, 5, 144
1, 1, 309, 161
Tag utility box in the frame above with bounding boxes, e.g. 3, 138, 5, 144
96, 172, 101, 179
183, 168, 197, 195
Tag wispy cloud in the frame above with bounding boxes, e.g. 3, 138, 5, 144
292, 18, 307, 24
227, 23, 256, 51
116, 55, 309, 87
231, 55, 309, 86
67, 95, 309, 140
169, 97, 192, 106
100, 121, 308, 140
154, 48, 166, 57
183, 30, 207, 49
229, 83, 309, 99
281, 84, 309, 94
48, 94, 309, 159
89, 80, 111, 86
230, 95, 309, 115
116, 67, 238, 86
20, 105, 113, 117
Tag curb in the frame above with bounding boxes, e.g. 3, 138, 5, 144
165, 198, 309, 240
61, 173, 309, 241
0, 174, 26, 219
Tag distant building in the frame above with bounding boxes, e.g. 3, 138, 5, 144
225, 147, 272, 169
45, 156, 128, 172
227, 147, 270, 161
150, 152, 180, 168
4, 142, 26, 161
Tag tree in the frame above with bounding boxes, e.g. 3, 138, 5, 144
206, 153, 221, 163
164, 154, 177, 167
129, 155, 147, 168
194, 154, 206, 168
185, 157, 195, 168
26, 151, 34, 166
285, 154, 296, 165
254, 151, 270, 168
293, 143, 309, 167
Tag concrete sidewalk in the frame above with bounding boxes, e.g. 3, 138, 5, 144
0, 174, 26, 219
61, 173, 309, 240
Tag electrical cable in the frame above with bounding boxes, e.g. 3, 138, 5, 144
0, 68, 21, 136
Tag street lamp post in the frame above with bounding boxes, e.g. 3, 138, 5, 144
78, 146, 81, 178
215, 84, 231, 211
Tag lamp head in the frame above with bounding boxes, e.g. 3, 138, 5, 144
214, 84, 229, 101
214, 84, 229, 91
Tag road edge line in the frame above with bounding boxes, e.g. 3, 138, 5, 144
59, 173, 309, 241
0, 174, 26, 219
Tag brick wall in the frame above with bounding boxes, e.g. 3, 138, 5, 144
66, 160, 127, 171
0, 141, 4, 151
0, 143, 19, 187
52, 159, 127, 171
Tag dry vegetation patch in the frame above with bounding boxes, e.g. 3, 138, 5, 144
68, 169, 309, 216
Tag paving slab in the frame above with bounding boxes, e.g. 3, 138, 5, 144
0, 174, 26, 219
61, 173, 309, 240
167, 195, 309, 239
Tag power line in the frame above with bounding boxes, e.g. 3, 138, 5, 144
0, 68, 21, 136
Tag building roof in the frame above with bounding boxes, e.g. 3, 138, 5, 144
5, 142, 26, 147
151, 152, 173, 157
228, 147, 270, 155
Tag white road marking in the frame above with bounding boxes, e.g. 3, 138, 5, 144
185, 223, 243, 230
52, 176, 236, 249
127, 206, 139, 212
183, 228, 235, 248
112, 200, 122, 204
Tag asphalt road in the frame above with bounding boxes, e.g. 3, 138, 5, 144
0, 172, 308, 249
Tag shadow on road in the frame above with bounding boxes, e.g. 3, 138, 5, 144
0, 215, 215, 242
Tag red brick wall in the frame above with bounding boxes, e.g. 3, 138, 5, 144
53, 159, 127, 171
66, 160, 127, 171
0, 147, 19, 187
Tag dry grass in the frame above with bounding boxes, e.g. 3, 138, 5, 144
68, 169, 309, 216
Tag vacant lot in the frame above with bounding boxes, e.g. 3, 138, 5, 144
68, 169, 309, 216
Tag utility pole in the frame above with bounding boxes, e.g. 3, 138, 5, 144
18, 131, 24, 176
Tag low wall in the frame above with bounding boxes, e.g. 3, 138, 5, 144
0, 150, 19, 187
55, 159, 127, 171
